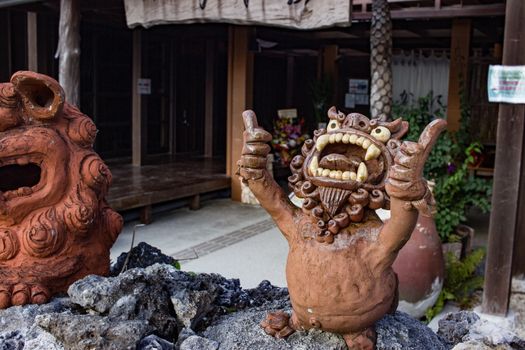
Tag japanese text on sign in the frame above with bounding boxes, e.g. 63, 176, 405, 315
488, 65, 525, 104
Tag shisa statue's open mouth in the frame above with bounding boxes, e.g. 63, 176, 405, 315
307, 128, 387, 189
0, 127, 68, 222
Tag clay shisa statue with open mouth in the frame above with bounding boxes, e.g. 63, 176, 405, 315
0, 72, 122, 309
238, 107, 446, 349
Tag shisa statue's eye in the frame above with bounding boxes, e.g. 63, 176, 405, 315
371, 126, 391, 143
327, 120, 340, 131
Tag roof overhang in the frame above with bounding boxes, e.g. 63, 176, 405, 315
0, 0, 42, 8
123, 0, 352, 30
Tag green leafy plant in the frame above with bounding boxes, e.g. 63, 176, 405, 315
393, 92, 492, 242
424, 249, 485, 322
310, 77, 333, 125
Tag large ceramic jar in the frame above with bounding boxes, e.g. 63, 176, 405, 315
392, 214, 445, 318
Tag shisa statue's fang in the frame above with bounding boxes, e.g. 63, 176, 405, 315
0, 72, 122, 309
237, 107, 446, 349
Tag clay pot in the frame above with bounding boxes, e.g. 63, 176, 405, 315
392, 214, 445, 318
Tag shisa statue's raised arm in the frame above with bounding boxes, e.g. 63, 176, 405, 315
238, 107, 446, 350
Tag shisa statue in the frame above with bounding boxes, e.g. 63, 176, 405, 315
238, 108, 446, 349
0, 72, 122, 309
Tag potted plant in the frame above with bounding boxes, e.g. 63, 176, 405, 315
391, 92, 492, 319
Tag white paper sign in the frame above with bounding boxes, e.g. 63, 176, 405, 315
349, 79, 369, 94
355, 94, 369, 105
137, 78, 151, 95
488, 65, 525, 103
345, 93, 355, 108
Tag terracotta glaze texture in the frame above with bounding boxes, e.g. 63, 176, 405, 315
238, 107, 446, 349
0, 71, 122, 309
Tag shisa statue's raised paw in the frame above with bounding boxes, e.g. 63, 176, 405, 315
0, 71, 122, 309
238, 108, 446, 350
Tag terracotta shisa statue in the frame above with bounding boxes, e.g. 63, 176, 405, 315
238, 108, 446, 349
0, 72, 122, 309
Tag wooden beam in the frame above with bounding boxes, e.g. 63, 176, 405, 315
26, 11, 37, 72
132, 28, 145, 166
446, 19, 471, 132
204, 39, 214, 158
226, 26, 253, 202
352, 3, 505, 20
482, 0, 525, 316
56, 0, 80, 106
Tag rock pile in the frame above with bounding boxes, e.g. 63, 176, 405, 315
2, 243, 518, 350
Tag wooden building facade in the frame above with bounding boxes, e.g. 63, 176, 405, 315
3, 0, 525, 318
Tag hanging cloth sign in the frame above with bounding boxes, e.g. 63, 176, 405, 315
488, 65, 525, 104
124, 0, 351, 30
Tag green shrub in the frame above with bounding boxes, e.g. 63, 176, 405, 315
393, 93, 492, 242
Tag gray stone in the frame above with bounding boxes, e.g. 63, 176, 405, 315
0, 331, 24, 350
68, 265, 180, 339
111, 242, 179, 276
437, 311, 480, 346
0, 298, 70, 350
137, 334, 174, 350
438, 311, 525, 349
179, 335, 219, 350
203, 307, 445, 350
36, 312, 153, 350
174, 327, 197, 349
376, 312, 448, 350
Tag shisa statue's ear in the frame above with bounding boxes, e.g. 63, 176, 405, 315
382, 117, 409, 139
10, 71, 64, 121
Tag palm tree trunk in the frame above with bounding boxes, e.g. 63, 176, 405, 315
370, 0, 393, 121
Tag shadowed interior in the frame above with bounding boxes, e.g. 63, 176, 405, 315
0, 163, 41, 192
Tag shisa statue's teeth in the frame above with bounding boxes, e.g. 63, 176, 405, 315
329, 170, 337, 179
365, 144, 381, 160
350, 172, 357, 180
309, 156, 319, 176
316, 135, 330, 151
342, 134, 350, 144
335, 170, 343, 180
357, 162, 368, 182
342, 171, 351, 180
335, 133, 343, 142
316, 167, 324, 176
329, 134, 336, 144
349, 134, 358, 144
362, 139, 371, 149
322, 169, 330, 177
356, 136, 365, 146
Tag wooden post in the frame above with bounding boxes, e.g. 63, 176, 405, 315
515, 142, 525, 278
26, 12, 38, 72
482, 0, 525, 315
321, 45, 338, 105
226, 26, 253, 202
132, 29, 145, 167
286, 55, 295, 107
56, 0, 80, 106
446, 19, 471, 132
204, 39, 214, 158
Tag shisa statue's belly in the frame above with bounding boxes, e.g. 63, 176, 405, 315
286, 232, 396, 334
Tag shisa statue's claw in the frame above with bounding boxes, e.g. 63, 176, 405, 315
260, 310, 298, 339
